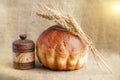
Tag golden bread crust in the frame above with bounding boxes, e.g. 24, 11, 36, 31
36, 25, 88, 70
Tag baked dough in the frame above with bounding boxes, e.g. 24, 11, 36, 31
36, 25, 88, 70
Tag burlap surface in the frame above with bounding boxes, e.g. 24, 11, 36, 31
0, 0, 120, 80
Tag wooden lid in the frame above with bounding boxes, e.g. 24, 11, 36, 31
13, 34, 35, 53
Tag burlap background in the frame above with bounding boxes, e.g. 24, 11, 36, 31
0, 0, 120, 80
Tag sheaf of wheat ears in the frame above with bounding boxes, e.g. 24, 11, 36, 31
34, 3, 112, 73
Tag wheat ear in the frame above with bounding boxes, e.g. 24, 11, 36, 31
34, 4, 112, 73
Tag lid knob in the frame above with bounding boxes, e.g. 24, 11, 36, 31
19, 34, 27, 40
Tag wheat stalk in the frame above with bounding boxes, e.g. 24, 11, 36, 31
34, 3, 112, 73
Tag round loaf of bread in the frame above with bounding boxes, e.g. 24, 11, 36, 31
36, 25, 88, 70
